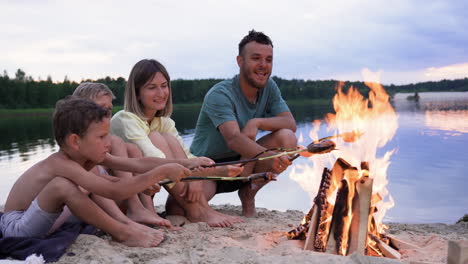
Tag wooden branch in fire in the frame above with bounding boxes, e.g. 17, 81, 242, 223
294, 158, 400, 259
303, 158, 351, 252
348, 165, 373, 255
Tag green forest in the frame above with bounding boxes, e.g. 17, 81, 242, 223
1, 69, 468, 109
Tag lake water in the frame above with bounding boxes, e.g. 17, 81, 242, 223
0, 92, 467, 224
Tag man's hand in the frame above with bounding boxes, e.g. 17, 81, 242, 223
268, 153, 292, 174
162, 163, 191, 183
180, 181, 204, 203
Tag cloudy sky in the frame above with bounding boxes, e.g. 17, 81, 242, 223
1, 0, 467, 84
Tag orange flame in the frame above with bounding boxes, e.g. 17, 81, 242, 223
290, 68, 398, 235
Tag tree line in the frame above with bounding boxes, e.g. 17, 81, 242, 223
1, 69, 468, 109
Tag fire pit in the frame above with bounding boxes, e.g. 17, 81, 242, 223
287, 70, 402, 259
287, 158, 400, 259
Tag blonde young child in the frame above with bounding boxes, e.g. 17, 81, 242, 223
0, 97, 190, 247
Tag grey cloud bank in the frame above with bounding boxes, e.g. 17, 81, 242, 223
0, 0, 467, 85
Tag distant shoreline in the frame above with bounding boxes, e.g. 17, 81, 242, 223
0, 99, 332, 117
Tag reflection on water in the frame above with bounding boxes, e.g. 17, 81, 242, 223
1, 93, 467, 223
425, 110, 468, 135
0, 116, 56, 161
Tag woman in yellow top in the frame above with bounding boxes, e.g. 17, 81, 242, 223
111, 59, 243, 227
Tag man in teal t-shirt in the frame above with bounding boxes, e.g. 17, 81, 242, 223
190, 30, 297, 217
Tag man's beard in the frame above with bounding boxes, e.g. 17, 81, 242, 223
242, 67, 269, 89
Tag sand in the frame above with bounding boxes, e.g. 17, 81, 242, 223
50, 205, 467, 264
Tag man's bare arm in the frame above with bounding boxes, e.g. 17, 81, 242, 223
247, 111, 296, 133
218, 121, 266, 158
219, 111, 296, 158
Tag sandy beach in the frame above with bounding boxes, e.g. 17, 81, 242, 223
48, 205, 467, 264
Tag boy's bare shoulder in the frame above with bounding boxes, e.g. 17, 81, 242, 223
22, 152, 72, 179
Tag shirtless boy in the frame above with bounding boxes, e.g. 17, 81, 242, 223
0, 97, 189, 247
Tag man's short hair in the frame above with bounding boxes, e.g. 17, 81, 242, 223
238, 29, 273, 56
53, 96, 111, 147
73, 82, 116, 100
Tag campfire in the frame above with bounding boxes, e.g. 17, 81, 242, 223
287, 69, 402, 259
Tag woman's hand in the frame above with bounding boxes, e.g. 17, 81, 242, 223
186, 157, 214, 169
143, 183, 161, 196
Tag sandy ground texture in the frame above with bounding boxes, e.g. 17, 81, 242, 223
48, 205, 468, 264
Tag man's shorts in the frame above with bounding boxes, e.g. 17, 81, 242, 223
0, 198, 61, 238
213, 155, 247, 194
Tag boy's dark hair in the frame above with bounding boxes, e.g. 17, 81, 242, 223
53, 96, 111, 147
238, 29, 273, 56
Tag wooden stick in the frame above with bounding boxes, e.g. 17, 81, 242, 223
348, 175, 373, 255
304, 204, 319, 250
313, 130, 364, 144
204, 141, 336, 168
376, 238, 401, 259
158, 172, 270, 186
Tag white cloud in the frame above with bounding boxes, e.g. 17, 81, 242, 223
424, 63, 468, 80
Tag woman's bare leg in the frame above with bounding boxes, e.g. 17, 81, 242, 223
109, 136, 170, 227
158, 133, 243, 227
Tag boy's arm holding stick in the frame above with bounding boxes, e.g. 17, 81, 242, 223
54, 160, 190, 200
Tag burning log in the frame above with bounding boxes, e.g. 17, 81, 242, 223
348, 174, 373, 255
312, 168, 334, 252
325, 179, 349, 255
304, 158, 352, 252
326, 167, 361, 256
296, 158, 400, 259
371, 235, 401, 259
287, 204, 316, 240
303, 204, 318, 250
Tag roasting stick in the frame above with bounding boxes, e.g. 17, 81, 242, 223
312, 130, 364, 144
201, 140, 337, 168
159, 131, 362, 186
158, 172, 273, 186
290, 130, 364, 161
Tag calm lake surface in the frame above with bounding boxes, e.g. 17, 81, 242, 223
1, 92, 467, 223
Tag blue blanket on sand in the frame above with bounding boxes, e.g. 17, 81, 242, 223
0, 212, 97, 263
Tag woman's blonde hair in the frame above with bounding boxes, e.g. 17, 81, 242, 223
73, 82, 115, 100
124, 59, 173, 120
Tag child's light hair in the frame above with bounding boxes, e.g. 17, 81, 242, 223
73, 82, 116, 100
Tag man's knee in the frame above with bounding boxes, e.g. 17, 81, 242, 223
273, 128, 297, 147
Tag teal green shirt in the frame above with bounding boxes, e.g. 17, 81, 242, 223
190, 75, 290, 159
